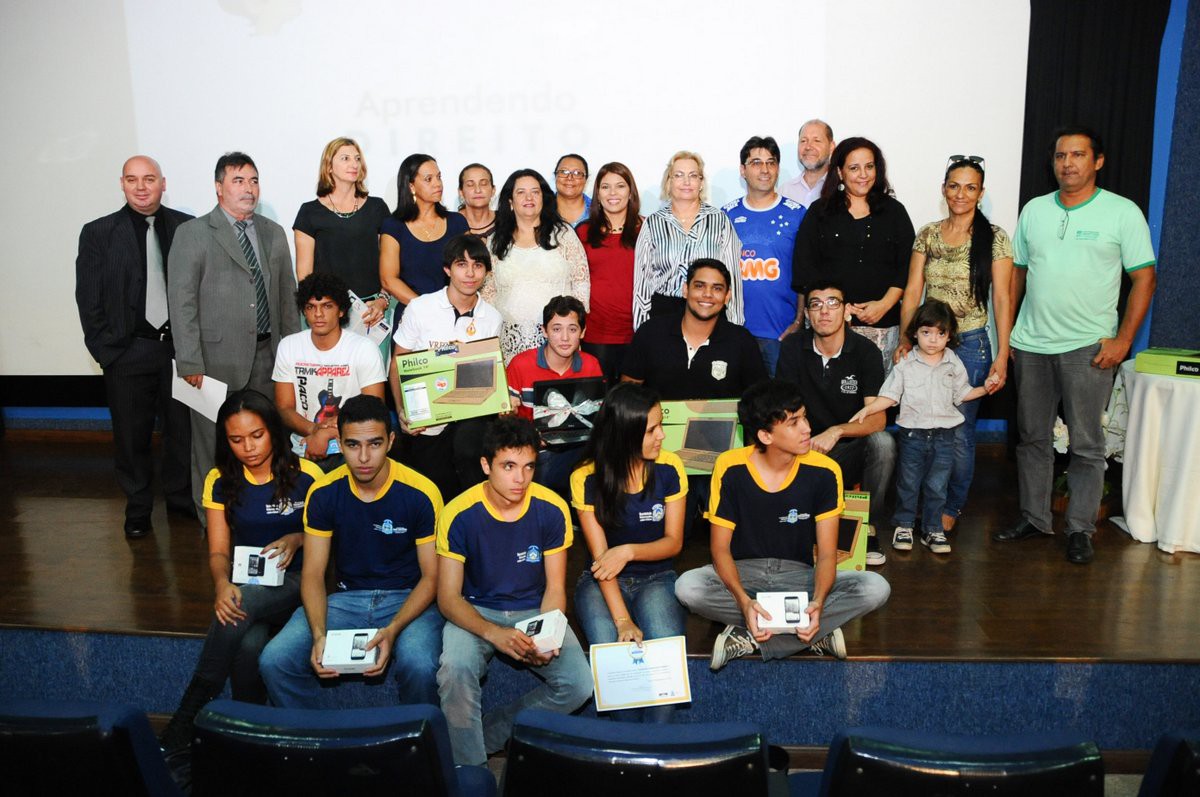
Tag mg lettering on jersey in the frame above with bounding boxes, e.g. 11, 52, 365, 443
741, 257, 780, 281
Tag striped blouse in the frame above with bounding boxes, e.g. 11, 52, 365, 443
632, 203, 743, 329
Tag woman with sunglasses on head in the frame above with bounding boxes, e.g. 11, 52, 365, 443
791, 137, 914, 375
159, 390, 324, 757
571, 383, 687, 723
896, 156, 1013, 534
483, 168, 589, 363
294, 137, 392, 358
457, 163, 497, 238
577, 162, 642, 383
380, 154, 470, 321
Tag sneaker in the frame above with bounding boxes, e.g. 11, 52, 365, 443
809, 627, 847, 660
921, 529, 952, 554
865, 528, 887, 566
892, 526, 914, 551
710, 625, 758, 671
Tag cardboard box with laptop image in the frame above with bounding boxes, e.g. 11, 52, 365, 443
396, 338, 512, 430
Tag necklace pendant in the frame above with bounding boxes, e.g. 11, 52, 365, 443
466, 320, 476, 336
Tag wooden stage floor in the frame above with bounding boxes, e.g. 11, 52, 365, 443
2, 432, 1197, 663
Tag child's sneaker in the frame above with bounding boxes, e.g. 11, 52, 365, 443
892, 526, 914, 551
921, 529, 952, 554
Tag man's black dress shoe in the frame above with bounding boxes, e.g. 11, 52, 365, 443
1066, 532, 1094, 564
124, 519, 152, 539
992, 520, 1048, 542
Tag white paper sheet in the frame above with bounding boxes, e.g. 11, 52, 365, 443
589, 635, 691, 712
171, 361, 228, 421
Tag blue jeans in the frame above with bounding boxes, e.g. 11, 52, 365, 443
756, 336, 782, 376
674, 560, 890, 661
575, 569, 686, 723
437, 606, 593, 766
258, 589, 444, 708
892, 427, 956, 532
946, 327, 993, 517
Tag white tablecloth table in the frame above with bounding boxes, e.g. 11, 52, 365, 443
1119, 364, 1200, 553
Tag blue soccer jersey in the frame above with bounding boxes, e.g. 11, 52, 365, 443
570, 451, 687, 576
437, 482, 572, 611
722, 196, 806, 338
304, 460, 443, 592
203, 458, 325, 573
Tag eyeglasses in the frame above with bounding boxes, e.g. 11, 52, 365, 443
744, 158, 779, 169
1058, 209, 1070, 240
947, 154, 986, 171
555, 169, 586, 179
806, 297, 844, 311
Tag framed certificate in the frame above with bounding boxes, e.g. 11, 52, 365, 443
589, 635, 691, 712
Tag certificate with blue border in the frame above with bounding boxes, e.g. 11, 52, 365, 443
589, 635, 691, 711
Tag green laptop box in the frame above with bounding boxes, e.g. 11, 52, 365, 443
395, 337, 511, 429
1134, 347, 1200, 379
660, 399, 744, 475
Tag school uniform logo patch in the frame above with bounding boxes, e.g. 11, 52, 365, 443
711, 360, 728, 380
374, 519, 407, 535
778, 509, 811, 524
517, 545, 542, 564
840, 375, 858, 394
637, 503, 666, 522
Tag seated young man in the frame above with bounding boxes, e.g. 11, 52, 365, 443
259, 395, 444, 707
435, 417, 592, 766
674, 379, 890, 670
505, 295, 604, 492
390, 233, 503, 501
274, 272, 387, 470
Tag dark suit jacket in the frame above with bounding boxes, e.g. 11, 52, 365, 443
75, 205, 194, 368
167, 206, 300, 389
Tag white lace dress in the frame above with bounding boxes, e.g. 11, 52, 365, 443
482, 228, 590, 363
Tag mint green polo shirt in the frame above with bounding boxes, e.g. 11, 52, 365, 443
1010, 189, 1155, 355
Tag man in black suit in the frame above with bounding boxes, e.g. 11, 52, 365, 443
75, 155, 195, 539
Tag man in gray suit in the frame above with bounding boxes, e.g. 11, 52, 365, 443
169, 152, 300, 522
75, 155, 194, 539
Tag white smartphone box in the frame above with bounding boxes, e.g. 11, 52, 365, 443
322, 628, 380, 674
756, 591, 811, 633
231, 545, 285, 587
514, 609, 568, 654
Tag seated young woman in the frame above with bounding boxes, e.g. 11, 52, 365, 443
159, 389, 324, 755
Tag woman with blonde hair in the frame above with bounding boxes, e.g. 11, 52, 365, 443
632, 150, 742, 329
293, 137, 391, 328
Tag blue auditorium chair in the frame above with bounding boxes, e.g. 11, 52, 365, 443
1138, 729, 1200, 796
788, 725, 1104, 796
191, 700, 495, 797
0, 699, 183, 796
500, 708, 782, 795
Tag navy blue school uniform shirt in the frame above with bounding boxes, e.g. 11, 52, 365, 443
203, 458, 325, 572
303, 459, 443, 592
570, 451, 688, 576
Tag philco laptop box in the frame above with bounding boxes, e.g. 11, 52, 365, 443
660, 400, 743, 475
1135, 347, 1200, 380
833, 491, 869, 571
396, 337, 511, 429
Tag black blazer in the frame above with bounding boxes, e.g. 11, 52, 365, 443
75, 205, 194, 367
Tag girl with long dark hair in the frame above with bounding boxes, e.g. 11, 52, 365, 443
159, 390, 324, 755
578, 162, 642, 383
897, 157, 1014, 532
570, 383, 687, 722
482, 168, 589, 363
